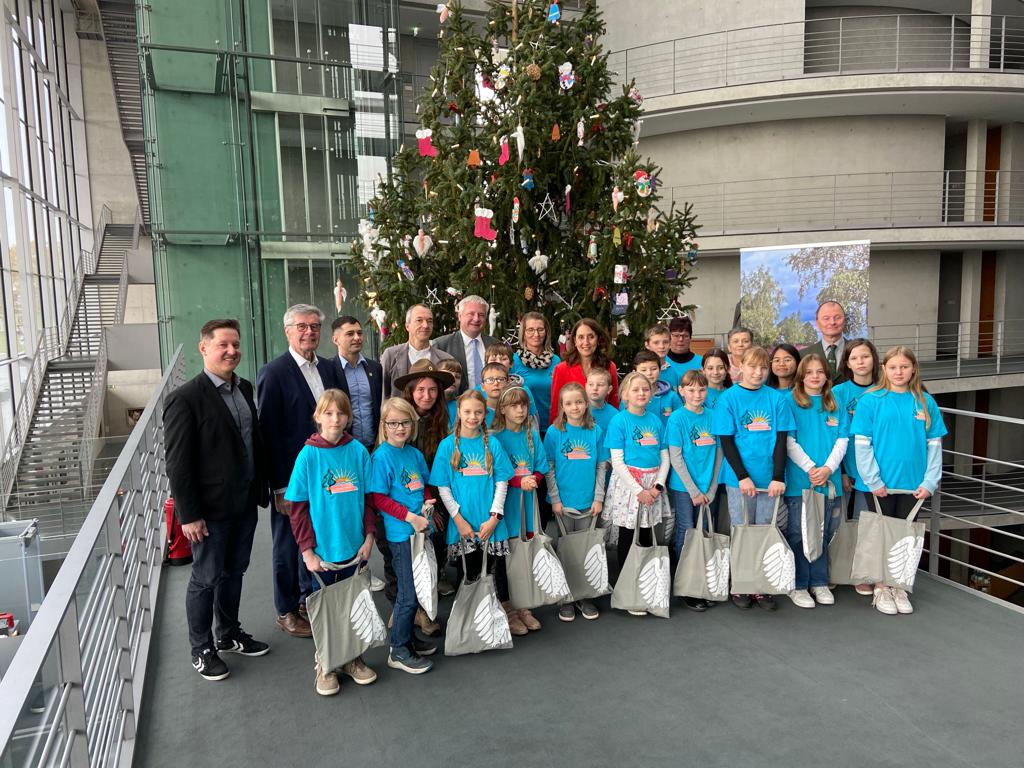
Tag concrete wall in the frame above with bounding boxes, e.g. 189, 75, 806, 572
985, 386, 1024, 472
679, 255, 739, 340
104, 369, 163, 437
993, 249, 1024, 356
79, 39, 138, 224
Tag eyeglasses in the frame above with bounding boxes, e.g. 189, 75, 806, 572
523, 328, 546, 335
384, 420, 413, 429
288, 322, 322, 332
482, 376, 508, 384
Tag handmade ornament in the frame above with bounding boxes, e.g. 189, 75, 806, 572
558, 62, 575, 91
521, 168, 535, 190
473, 207, 497, 240
446, 287, 462, 298
513, 122, 525, 162
416, 128, 438, 158
632, 119, 643, 144
425, 287, 442, 306
564, 184, 572, 214
587, 234, 598, 264
333, 280, 347, 312
436, 3, 449, 23
614, 264, 628, 284
413, 228, 433, 257
612, 291, 629, 317
666, 268, 678, 281
447, 101, 460, 115
592, 285, 607, 301
612, 226, 621, 246
467, 148, 482, 168
524, 286, 535, 300
548, 2, 560, 24
495, 63, 511, 90
526, 63, 541, 81
633, 169, 652, 198
577, 118, 585, 147
537, 193, 557, 222
512, 196, 521, 223
370, 306, 387, 331
629, 85, 643, 105
647, 208, 658, 232
616, 319, 630, 336
612, 185, 624, 212
687, 248, 699, 265
528, 250, 549, 275
397, 259, 415, 281
623, 232, 635, 249
489, 305, 499, 336
498, 135, 510, 166
551, 123, 560, 141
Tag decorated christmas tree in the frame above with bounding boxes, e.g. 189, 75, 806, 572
354, 0, 699, 364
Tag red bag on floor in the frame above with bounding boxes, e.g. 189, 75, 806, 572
164, 498, 193, 566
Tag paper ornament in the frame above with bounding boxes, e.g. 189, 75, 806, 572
614, 264, 628, 284
521, 168, 535, 190
467, 148, 482, 168
558, 62, 575, 90
612, 185, 624, 212
498, 135, 510, 166
334, 280, 347, 312
629, 85, 643, 105
446, 287, 462, 298
526, 63, 541, 81
524, 286, 535, 300
425, 287, 442, 306
413, 228, 433, 257
512, 196, 521, 223
564, 184, 572, 214
537, 193, 557, 222
616, 319, 630, 336
577, 118, 585, 147
473, 207, 497, 240
632, 118, 644, 144
495, 63, 511, 90
587, 234, 598, 264
436, 3, 449, 23
548, 2, 561, 24
513, 122, 525, 162
416, 128, 438, 158
633, 169, 652, 198
370, 306, 387, 330
397, 259, 415, 281
666, 268, 678, 281
489, 305, 499, 336
612, 291, 629, 317
623, 232, 635, 249
528, 250, 549, 275
551, 123, 560, 141
612, 226, 621, 246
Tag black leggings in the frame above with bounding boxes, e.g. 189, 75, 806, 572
617, 525, 655, 571
873, 493, 920, 519
454, 549, 509, 602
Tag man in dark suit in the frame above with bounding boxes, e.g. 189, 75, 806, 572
431, 295, 498, 394
256, 304, 338, 638
329, 315, 383, 450
803, 300, 850, 384
165, 318, 271, 681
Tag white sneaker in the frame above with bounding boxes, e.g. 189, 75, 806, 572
854, 583, 874, 596
627, 609, 648, 616
369, 575, 385, 592
788, 589, 816, 609
811, 586, 835, 605
872, 586, 897, 615
892, 588, 914, 614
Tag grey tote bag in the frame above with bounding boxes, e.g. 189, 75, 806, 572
828, 500, 860, 586
444, 548, 513, 656
610, 506, 671, 618
850, 494, 927, 591
410, 529, 439, 620
507, 492, 572, 609
801, 482, 836, 562
673, 503, 731, 602
554, 510, 611, 600
729, 492, 796, 596
306, 557, 387, 671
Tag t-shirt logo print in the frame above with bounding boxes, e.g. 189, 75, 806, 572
561, 439, 591, 460
400, 467, 424, 492
459, 452, 488, 476
689, 423, 715, 447
323, 469, 357, 494
513, 455, 532, 477
632, 425, 659, 447
741, 410, 772, 432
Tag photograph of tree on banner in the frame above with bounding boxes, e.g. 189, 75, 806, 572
739, 241, 870, 348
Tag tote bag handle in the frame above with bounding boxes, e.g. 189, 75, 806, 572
870, 489, 926, 522
310, 552, 364, 589
743, 488, 783, 527
554, 506, 599, 536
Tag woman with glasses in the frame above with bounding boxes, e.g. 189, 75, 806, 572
511, 312, 561, 434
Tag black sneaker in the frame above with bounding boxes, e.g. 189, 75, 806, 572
216, 631, 270, 657
754, 594, 778, 611
683, 596, 708, 612
410, 635, 437, 657
192, 648, 230, 681
731, 593, 753, 610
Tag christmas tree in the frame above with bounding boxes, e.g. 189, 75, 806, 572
354, 0, 699, 364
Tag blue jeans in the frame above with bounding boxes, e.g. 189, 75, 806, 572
726, 487, 786, 529
308, 561, 360, 591
783, 495, 842, 589
850, 490, 872, 520
388, 539, 418, 650
671, 490, 698, 562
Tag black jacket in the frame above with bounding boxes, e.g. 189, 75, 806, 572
330, 355, 383, 446
164, 372, 270, 524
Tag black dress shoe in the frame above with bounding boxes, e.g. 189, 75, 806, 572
754, 594, 778, 611
683, 597, 708, 612
731, 594, 753, 610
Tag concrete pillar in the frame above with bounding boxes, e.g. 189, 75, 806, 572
970, 0, 992, 69
952, 392, 977, 476
997, 123, 1024, 223
964, 119, 987, 223
960, 250, 983, 358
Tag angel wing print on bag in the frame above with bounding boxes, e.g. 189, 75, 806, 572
705, 548, 731, 598
412, 547, 438, 618
584, 543, 609, 592
532, 549, 571, 599
888, 535, 924, 588
762, 542, 795, 593
639, 556, 670, 610
350, 589, 387, 644
474, 592, 512, 648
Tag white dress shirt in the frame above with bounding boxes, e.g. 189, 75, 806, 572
288, 347, 324, 400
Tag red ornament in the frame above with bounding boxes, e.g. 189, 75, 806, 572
623, 232, 635, 249
592, 286, 608, 301
447, 101, 461, 114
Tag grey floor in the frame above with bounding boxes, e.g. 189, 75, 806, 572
135, 515, 1024, 768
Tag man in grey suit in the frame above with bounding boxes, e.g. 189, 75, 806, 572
430, 295, 498, 394
803, 300, 849, 384
380, 304, 454, 400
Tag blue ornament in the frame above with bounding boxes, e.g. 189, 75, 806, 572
548, 2, 560, 23
397, 259, 415, 281
521, 168, 535, 190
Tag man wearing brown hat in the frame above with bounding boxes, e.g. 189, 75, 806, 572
380, 304, 453, 401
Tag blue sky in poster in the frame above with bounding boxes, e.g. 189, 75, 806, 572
740, 247, 818, 325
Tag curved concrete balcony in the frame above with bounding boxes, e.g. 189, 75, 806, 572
611, 14, 1024, 131
671, 169, 1024, 251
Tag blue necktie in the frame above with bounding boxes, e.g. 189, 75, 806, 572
470, 338, 483, 388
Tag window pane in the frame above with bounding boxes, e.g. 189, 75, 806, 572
304, 116, 328, 235
278, 114, 305, 234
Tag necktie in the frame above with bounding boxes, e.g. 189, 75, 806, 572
826, 345, 837, 375
470, 337, 483, 388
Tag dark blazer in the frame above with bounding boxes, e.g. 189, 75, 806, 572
803, 338, 849, 384
330, 354, 383, 445
164, 372, 270, 525
379, 343, 454, 400
432, 331, 498, 394
256, 351, 339, 490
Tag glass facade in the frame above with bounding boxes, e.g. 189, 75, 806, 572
0, 0, 90, 447
142, 0, 401, 377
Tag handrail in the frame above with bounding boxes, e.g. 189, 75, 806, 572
0, 346, 185, 766
610, 13, 1024, 99
78, 333, 110, 490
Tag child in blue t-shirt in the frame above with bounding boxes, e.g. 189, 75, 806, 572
666, 370, 722, 610
428, 390, 516, 623
851, 345, 946, 617
701, 347, 733, 411
784, 355, 848, 610
490, 386, 547, 634
634, 350, 682, 425
711, 346, 796, 610
286, 389, 375, 693
544, 382, 609, 622
832, 339, 881, 524
603, 372, 671, 614
368, 397, 437, 673
586, 367, 619, 434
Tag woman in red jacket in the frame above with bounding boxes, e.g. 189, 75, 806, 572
549, 318, 620, 424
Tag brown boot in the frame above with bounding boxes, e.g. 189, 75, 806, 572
276, 612, 312, 638
502, 601, 528, 636
518, 608, 541, 631
415, 607, 441, 637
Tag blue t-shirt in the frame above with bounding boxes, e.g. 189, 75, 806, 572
369, 441, 431, 543
666, 353, 703, 381
285, 439, 371, 563
429, 433, 515, 545
475, 383, 538, 420
712, 384, 796, 489
491, 428, 547, 537
659, 362, 680, 391
665, 406, 717, 494
850, 389, 947, 491
833, 380, 872, 491
651, 385, 682, 425
591, 401, 619, 434
512, 353, 560, 433
604, 408, 664, 467
446, 400, 458, 425
784, 394, 847, 496
543, 423, 609, 510
705, 387, 726, 410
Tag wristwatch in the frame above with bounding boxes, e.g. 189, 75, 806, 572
654, 483, 665, 492
490, 511, 504, 520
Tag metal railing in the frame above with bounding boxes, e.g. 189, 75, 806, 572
0, 346, 185, 767
868, 319, 1024, 378
86, 205, 112, 276
671, 170, 1023, 236
77, 334, 110, 498
609, 14, 1024, 98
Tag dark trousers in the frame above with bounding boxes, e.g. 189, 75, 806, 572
373, 516, 398, 604
186, 510, 258, 654
873, 493, 919, 519
454, 549, 505, 601
271, 499, 313, 616
430, 494, 451, 580
616, 525, 655, 573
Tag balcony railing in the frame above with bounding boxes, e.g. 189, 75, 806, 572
608, 14, 1024, 98
672, 170, 1023, 236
